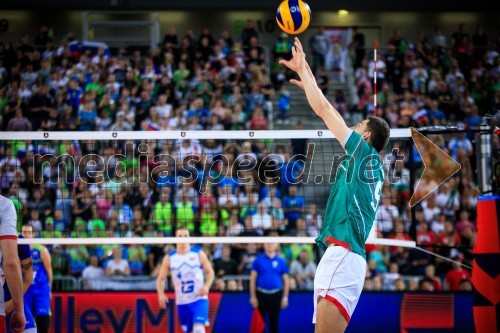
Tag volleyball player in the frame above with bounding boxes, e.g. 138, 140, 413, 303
156, 227, 215, 333
280, 38, 390, 333
4, 234, 37, 333
21, 225, 52, 333
0, 195, 26, 333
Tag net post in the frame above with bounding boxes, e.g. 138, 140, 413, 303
477, 122, 493, 195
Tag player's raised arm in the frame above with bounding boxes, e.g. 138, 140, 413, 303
199, 250, 215, 296
156, 255, 170, 309
280, 38, 351, 147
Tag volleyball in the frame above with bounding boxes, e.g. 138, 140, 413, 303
276, 0, 311, 35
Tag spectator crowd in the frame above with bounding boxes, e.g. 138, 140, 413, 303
0, 21, 498, 293
351, 23, 499, 292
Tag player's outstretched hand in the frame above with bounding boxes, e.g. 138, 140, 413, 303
158, 293, 169, 309
279, 38, 311, 90
198, 285, 209, 297
279, 37, 306, 72
9, 309, 26, 333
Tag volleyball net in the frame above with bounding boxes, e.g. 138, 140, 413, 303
0, 129, 418, 249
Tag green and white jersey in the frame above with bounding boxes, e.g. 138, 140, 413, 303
316, 130, 385, 259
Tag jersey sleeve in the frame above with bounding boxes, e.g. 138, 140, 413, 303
18, 242, 31, 261
280, 258, 288, 275
0, 199, 18, 240
250, 256, 260, 272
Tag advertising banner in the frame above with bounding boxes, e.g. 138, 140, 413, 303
50, 292, 473, 333
51, 292, 222, 333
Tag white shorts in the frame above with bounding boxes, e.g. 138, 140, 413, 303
312, 245, 366, 324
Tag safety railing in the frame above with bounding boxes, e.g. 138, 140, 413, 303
53, 276, 80, 291
78, 275, 167, 291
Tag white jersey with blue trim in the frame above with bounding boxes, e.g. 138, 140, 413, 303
169, 247, 206, 305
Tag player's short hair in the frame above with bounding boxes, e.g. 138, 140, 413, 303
175, 226, 189, 235
366, 116, 390, 152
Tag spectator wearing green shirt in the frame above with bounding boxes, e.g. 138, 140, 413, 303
41, 217, 62, 238
70, 218, 88, 238
85, 73, 101, 93
89, 219, 106, 238
51, 245, 69, 277
283, 228, 315, 264
153, 187, 173, 235
175, 192, 196, 233
172, 62, 190, 90
199, 204, 218, 237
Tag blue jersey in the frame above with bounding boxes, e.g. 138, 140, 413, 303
26, 244, 51, 317
31, 244, 49, 287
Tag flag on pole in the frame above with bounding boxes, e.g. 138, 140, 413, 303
249, 308, 265, 333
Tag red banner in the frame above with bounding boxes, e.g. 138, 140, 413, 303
50, 292, 222, 333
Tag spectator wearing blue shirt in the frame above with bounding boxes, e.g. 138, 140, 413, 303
107, 193, 133, 224
465, 105, 482, 140
188, 98, 211, 127
245, 84, 265, 113
282, 185, 305, 230
250, 234, 289, 333
259, 183, 281, 202
67, 79, 83, 112
426, 99, 446, 125
77, 101, 97, 131
155, 165, 179, 190
217, 176, 240, 196
279, 155, 305, 193
448, 132, 473, 161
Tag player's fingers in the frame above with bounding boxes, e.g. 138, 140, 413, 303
295, 37, 303, 53
294, 40, 301, 54
298, 38, 304, 53
291, 45, 297, 56
290, 79, 304, 89
10, 321, 23, 333
278, 60, 290, 68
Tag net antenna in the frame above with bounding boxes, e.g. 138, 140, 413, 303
1, 130, 415, 249
373, 39, 377, 117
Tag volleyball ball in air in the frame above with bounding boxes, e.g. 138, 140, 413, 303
276, 0, 311, 35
